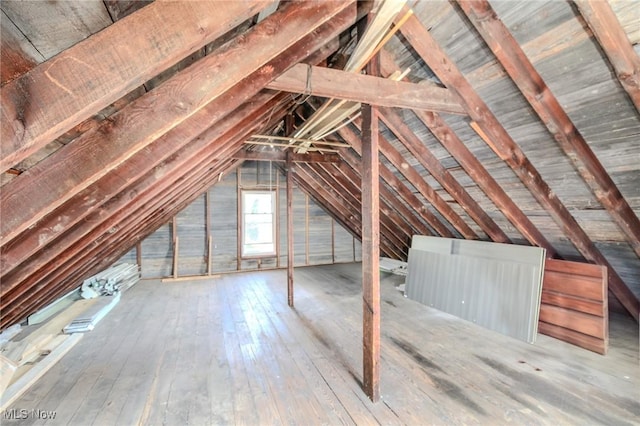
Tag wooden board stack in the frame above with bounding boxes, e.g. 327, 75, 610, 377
539, 259, 609, 355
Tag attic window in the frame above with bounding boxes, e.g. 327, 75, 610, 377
241, 190, 276, 257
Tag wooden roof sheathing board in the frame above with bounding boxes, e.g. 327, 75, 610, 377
0, 0, 639, 327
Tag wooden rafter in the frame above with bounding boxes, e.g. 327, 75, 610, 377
338, 148, 434, 238
1, 0, 349, 277
266, 64, 466, 114
360, 120, 476, 239
325, 161, 413, 250
337, 126, 448, 237
2, 100, 275, 325
0, 91, 282, 277
4, 0, 351, 324
1, 97, 290, 322
398, 12, 640, 320
1, 94, 288, 293
573, 0, 640, 113
458, 0, 640, 258
377, 55, 556, 254
380, 108, 510, 244
3, 153, 244, 328
300, 162, 407, 258
0, 0, 271, 172
417, 109, 558, 256
0, 1, 356, 247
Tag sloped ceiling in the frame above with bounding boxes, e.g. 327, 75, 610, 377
1, 0, 639, 328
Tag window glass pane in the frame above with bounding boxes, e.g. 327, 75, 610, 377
245, 221, 273, 244
242, 190, 275, 256
244, 193, 272, 214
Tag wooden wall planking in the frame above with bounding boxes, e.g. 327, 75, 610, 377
1, 0, 112, 59
539, 258, 609, 354
0, 10, 45, 85
140, 224, 173, 279
125, 161, 360, 278
210, 169, 239, 273
176, 195, 207, 276
307, 202, 333, 265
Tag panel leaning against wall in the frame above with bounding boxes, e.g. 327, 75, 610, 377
406, 235, 546, 343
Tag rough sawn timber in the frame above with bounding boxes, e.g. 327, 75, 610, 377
266, 63, 466, 114
0, 0, 271, 172
398, 12, 640, 321
0, 1, 356, 245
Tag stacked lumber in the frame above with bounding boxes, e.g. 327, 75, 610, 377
27, 288, 80, 325
379, 257, 408, 276
0, 300, 93, 410
80, 263, 139, 298
539, 259, 608, 355
63, 293, 121, 334
0, 278, 124, 410
1, 335, 82, 411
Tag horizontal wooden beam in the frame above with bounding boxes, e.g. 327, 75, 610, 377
249, 134, 349, 147
0, 1, 356, 246
233, 151, 341, 163
242, 141, 339, 152
266, 63, 467, 114
1, 6, 352, 290
0, 0, 271, 172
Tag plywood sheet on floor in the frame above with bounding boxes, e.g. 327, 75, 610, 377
4, 264, 639, 425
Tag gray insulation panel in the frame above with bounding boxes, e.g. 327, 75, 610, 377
406, 236, 545, 343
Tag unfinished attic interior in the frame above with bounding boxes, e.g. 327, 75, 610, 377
1, 0, 639, 422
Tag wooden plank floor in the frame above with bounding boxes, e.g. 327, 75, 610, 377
5, 263, 639, 425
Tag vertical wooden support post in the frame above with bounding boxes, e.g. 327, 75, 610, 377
276, 171, 281, 268
353, 236, 356, 262
286, 151, 294, 307
136, 242, 142, 270
136, 241, 142, 270
331, 219, 335, 264
362, 57, 381, 402
237, 167, 242, 271
207, 236, 213, 276
172, 216, 179, 279
205, 190, 212, 275
305, 194, 310, 265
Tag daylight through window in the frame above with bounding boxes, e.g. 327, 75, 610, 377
242, 190, 276, 256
